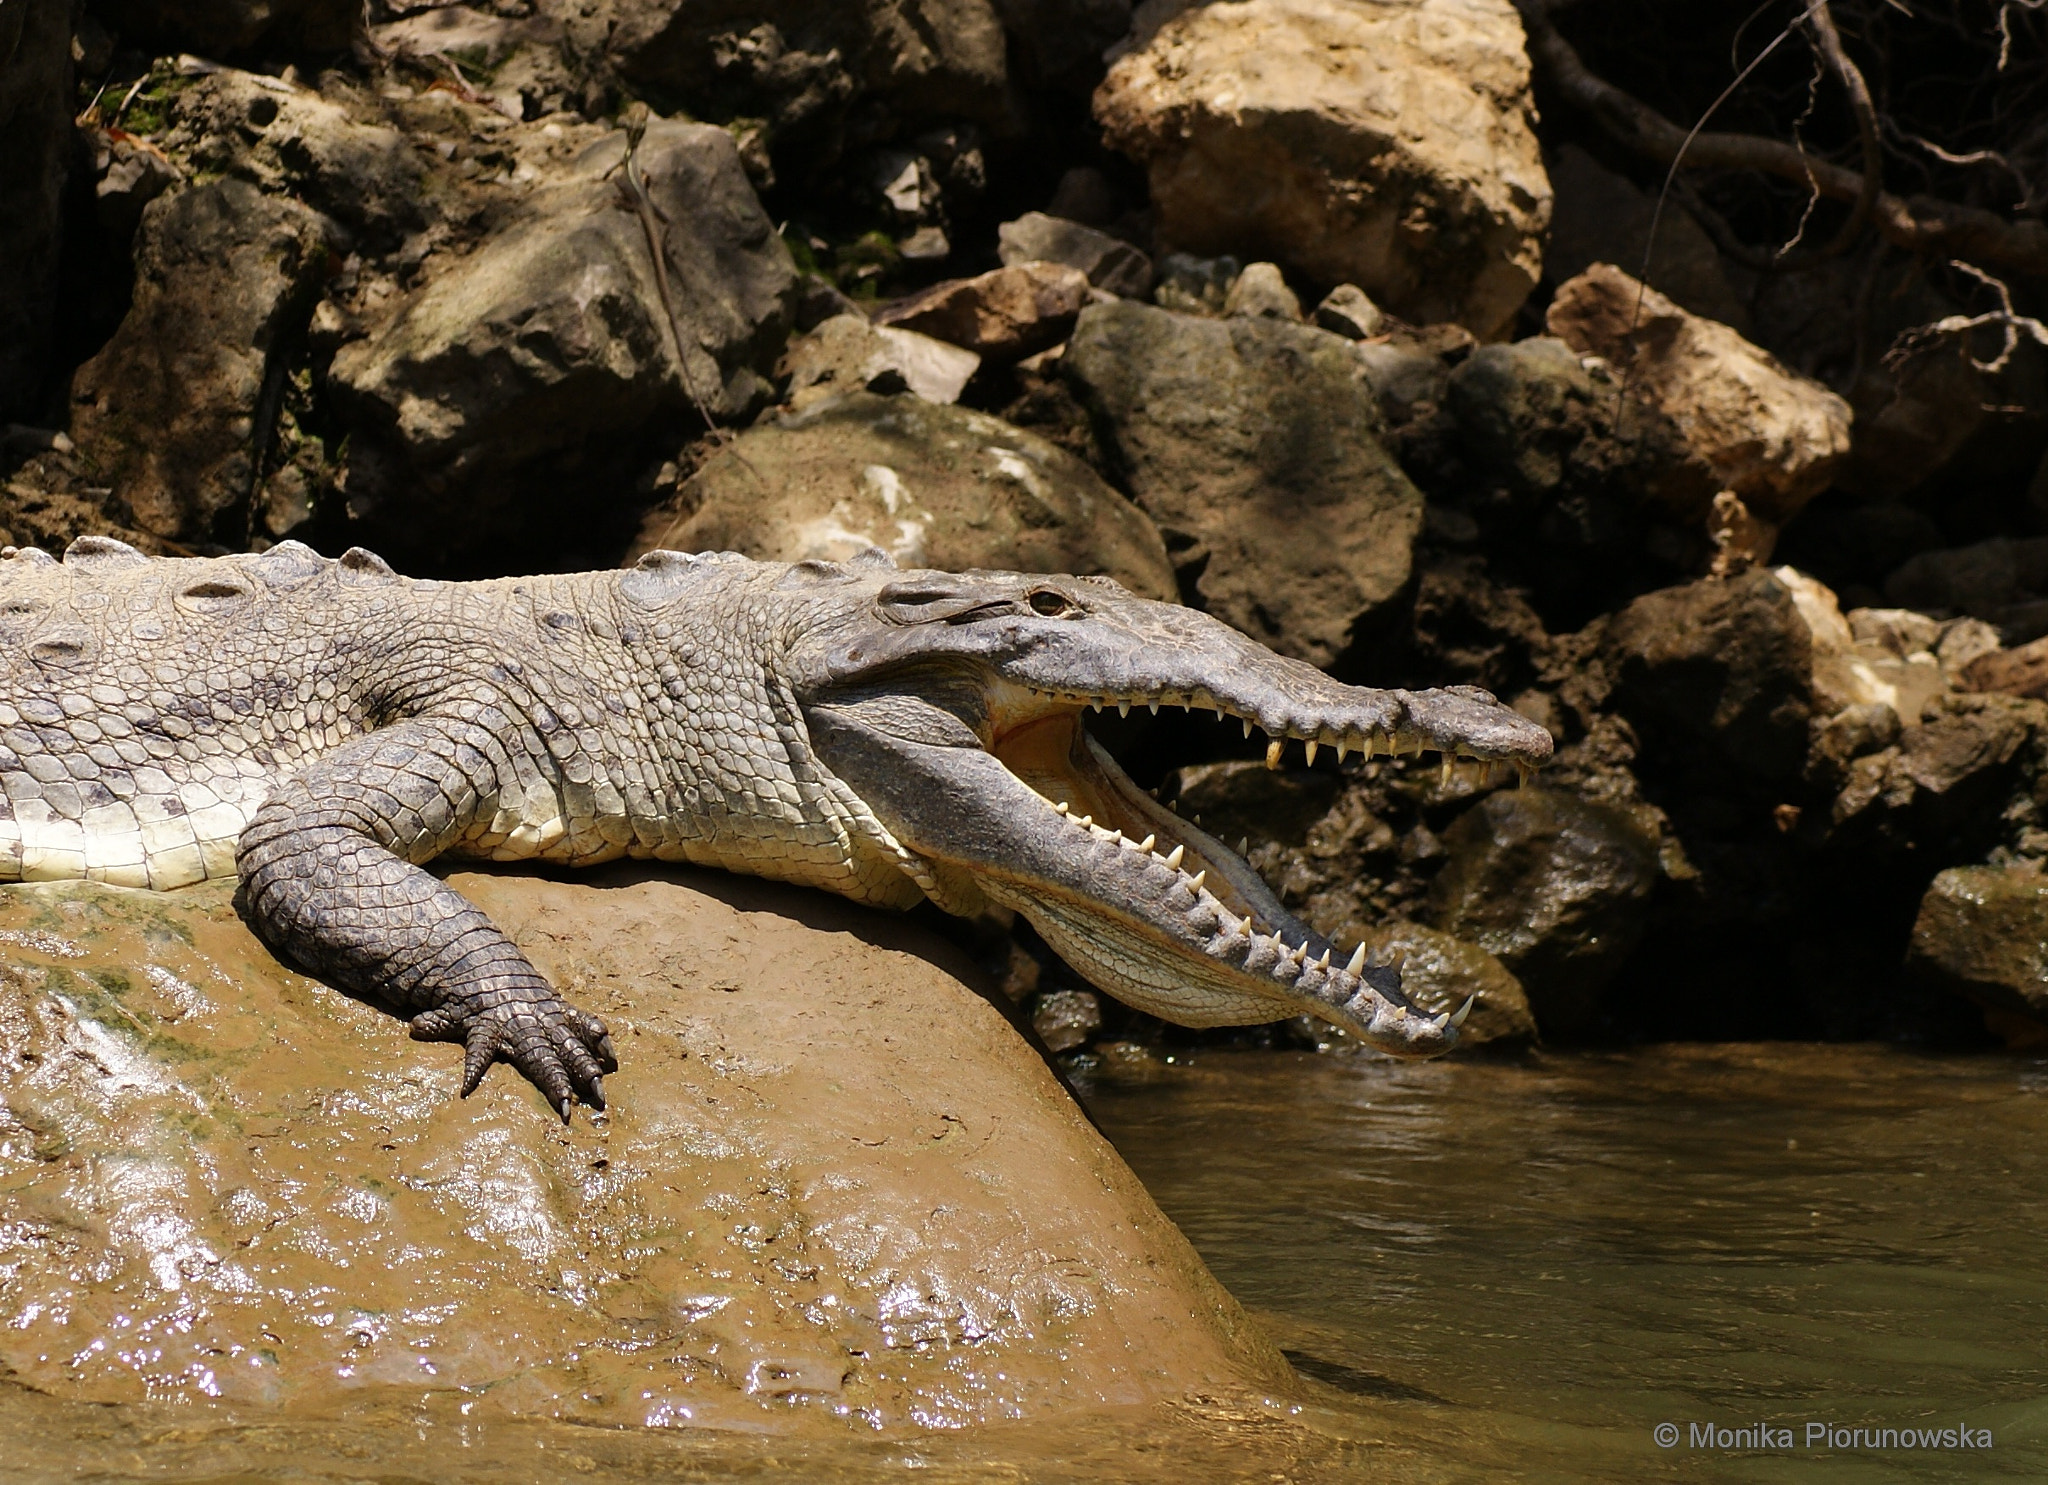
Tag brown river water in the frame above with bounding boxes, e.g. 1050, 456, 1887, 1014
6, 1042, 2043, 1482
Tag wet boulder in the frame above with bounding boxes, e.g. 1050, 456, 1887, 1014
68, 180, 332, 546
329, 118, 796, 565
1908, 864, 2048, 1036
0, 869, 1285, 1422
1425, 788, 1661, 1033
1062, 300, 1425, 668
1546, 265, 1853, 551
629, 391, 1178, 599
0, 0, 76, 421
874, 261, 1091, 361
1093, 0, 1550, 339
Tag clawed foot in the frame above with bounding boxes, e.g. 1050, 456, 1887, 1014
410, 985, 618, 1121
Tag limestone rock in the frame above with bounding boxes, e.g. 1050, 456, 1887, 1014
997, 211, 1154, 298
1546, 264, 1853, 531
329, 119, 796, 562
780, 313, 982, 407
1311, 284, 1384, 341
1908, 864, 2048, 1031
630, 391, 1178, 599
69, 181, 331, 546
0, 869, 1283, 1421
1094, 0, 1551, 339
1542, 145, 1751, 333
0, 0, 75, 421
1350, 919, 1535, 1046
1063, 300, 1425, 668
874, 261, 1091, 361
91, 0, 358, 54
1222, 262, 1301, 321
607, 0, 1015, 179
1425, 788, 1660, 1032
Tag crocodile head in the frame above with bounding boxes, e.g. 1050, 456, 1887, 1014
770, 557, 1554, 1057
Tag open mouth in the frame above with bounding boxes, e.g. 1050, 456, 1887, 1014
808, 670, 1551, 1058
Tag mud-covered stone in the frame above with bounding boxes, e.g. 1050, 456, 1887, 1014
1094, 0, 1550, 338
69, 180, 332, 545
0, 0, 76, 421
630, 391, 1177, 598
1908, 864, 2048, 1030
1062, 300, 1424, 668
1425, 788, 1660, 1032
0, 869, 1284, 1423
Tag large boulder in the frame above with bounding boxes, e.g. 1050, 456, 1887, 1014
0, 868, 1285, 1421
1546, 264, 1852, 543
1062, 300, 1424, 668
329, 119, 797, 565
1425, 788, 1660, 1032
1093, 0, 1550, 339
1908, 864, 2048, 1036
0, 0, 76, 422
68, 180, 332, 546
630, 391, 1178, 598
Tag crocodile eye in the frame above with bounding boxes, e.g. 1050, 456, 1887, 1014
1029, 589, 1073, 617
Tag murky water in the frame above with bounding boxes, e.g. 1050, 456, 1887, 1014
7, 1042, 2045, 1481
1087, 1042, 2048, 1483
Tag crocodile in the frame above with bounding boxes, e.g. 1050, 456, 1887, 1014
0, 536, 1552, 1117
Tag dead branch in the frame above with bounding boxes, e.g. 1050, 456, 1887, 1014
1513, 0, 2048, 282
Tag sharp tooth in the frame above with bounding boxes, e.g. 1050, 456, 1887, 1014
1136, 834, 1155, 853
1168, 800, 1179, 813
1242, 718, 1253, 739
1290, 942, 1308, 966
1345, 944, 1366, 976
1448, 996, 1474, 1029
1439, 755, 1454, 787
1119, 701, 1130, 718
1188, 870, 1205, 892
1305, 740, 1319, 767
1213, 707, 1224, 722
1075, 814, 1093, 828
1516, 762, 1532, 788
1237, 836, 1249, 857
1336, 740, 1349, 764
1053, 801, 1069, 814
1432, 1010, 1451, 1029
1264, 739, 1283, 770
1091, 701, 1103, 712
1315, 948, 1331, 969
1149, 701, 1159, 715
1164, 845, 1184, 869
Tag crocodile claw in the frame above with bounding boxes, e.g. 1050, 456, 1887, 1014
411, 986, 614, 1118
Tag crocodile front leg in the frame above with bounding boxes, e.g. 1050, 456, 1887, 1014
236, 717, 617, 1119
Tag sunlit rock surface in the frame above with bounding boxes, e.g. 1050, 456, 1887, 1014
0, 867, 1282, 1428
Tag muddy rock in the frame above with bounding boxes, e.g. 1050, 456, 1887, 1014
780, 313, 982, 408
1352, 920, 1534, 1047
1542, 145, 1751, 334
69, 180, 332, 546
1425, 788, 1660, 1032
631, 391, 1177, 598
329, 118, 796, 564
1062, 300, 1425, 668
1908, 864, 2048, 1033
1828, 692, 2044, 852
874, 261, 1091, 361
997, 212, 1153, 298
0, 0, 75, 421
0, 869, 1284, 1423
1546, 265, 1853, 540
94, 0, 357, 55
607, 0, 1015, 181
1094, 0, 1550, 339
1601, 568, 1819, 785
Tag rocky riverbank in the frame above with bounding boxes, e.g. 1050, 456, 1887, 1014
4, 0, 2048, 1062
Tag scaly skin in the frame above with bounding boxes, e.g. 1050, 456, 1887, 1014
0, 537, 1552, 1116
